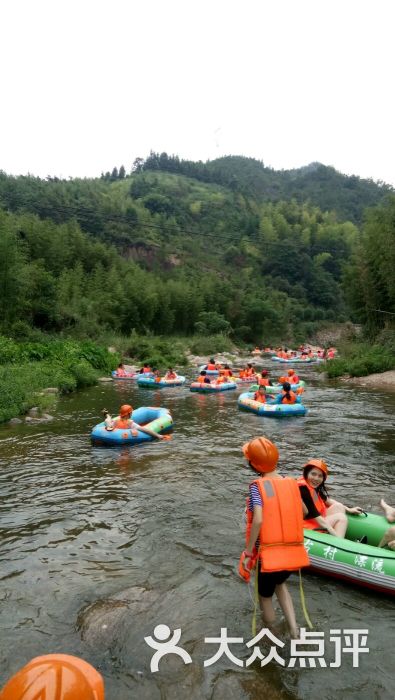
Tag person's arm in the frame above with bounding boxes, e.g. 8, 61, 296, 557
139, 425, 164, 440
245, 505, 262, 559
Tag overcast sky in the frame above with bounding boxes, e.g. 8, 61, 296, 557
1, 0, 394, 185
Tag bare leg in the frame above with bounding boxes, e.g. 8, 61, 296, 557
259, 596, 276, 627
379, 526, 395, 548
275, 583, 298, 639
380, 499, 395, 523
325, 511, 348, 538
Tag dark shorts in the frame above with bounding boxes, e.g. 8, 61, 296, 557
258, 570, 292, 598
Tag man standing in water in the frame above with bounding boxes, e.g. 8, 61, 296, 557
240, 436, 310, 638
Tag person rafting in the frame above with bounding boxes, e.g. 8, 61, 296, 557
115, 363, 127, 377
220, 364, 233, 377
205, 358, 218, 371
111, 404, 165, 439
240, 436, 310, 639
287, 369, 300, 384
253, 386, 267, 403
164, 367, 177, 380
139, 363, 152, 374
378, 500, 395, 549
274, 381, 297, 404
258, 369, 272, 387
298, 459, 363, 537
197, 370, 211, 384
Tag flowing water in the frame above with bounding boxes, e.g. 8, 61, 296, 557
0, 362, 394, 699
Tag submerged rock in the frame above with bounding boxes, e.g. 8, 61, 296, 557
8, 417, 23, 425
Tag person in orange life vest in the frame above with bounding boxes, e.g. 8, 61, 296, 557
253, 386, 267, 403
112, 405, 165, 440
258, 369, 272, 387
152, 368, 162, 382
239, 368, 247, 378
115, 363, 127, 377
220, 364, 233, 377
298, 460, 363, 537
139, 363, 152, 374
205, 358, 217, 371
197, 370, 211, 384
287, 368, 300, 384
327, 348, 335, 359
240, 437, 310, 639
245, 363, 255, 377
274, 382, 297, 404
164, 367, 177, 380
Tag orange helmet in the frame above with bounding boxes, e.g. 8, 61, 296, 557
287, 369, 295, 376
0, 654, 104, 700
303, 459, 329, 479
279, 376, 286, 384
119, 404, 133, 417
242, 437, 279, 473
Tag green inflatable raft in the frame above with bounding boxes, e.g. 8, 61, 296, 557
304, 513, 395, 595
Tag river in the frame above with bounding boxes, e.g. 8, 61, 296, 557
0, 362, 394, 699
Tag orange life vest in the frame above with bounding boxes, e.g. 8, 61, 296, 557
143, 366, 152, 373
116, 368, 127, 377
245, 368, 254, 376
197, 375, 206, 383
258, 377, 270, 387
207, 363, 216, 371
166, 373, 176, 379
297, 477, 327, 529
281, 390, 297, 404
239, 370, 246, 378
113, 418, 131, 430
254, 391, 266, 404
222, 369, 233, 377
246, 478, 310, 572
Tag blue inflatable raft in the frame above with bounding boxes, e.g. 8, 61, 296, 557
238, 392, 307, 417
250, 381, 305, 394
271, 356, 313, 364
137, 375, 186, 388
91, 406, 173, 445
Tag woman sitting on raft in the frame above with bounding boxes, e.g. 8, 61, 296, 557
287, 368, 300, 384
253, 386, 267, 403
197, 370, 211, 384
220, 364, 233, 377
106, 404, 165, 440
273, 381, 297, 404
298, 459, 363, 537
258, 369, 272, 387
164, 367, 177, 380
115, 363, 128, 377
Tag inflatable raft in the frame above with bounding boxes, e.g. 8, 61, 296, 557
190, 381, 237, 393
137, 375, 186, 388
304, 513, 395, 596
250, 381, 305, 394
111, 370, 137, 380
272, 356, 313, 364
235, 375, 258, 384
91, 406, 173, 445
198, 365, 219, 376
238, 391, 307, 416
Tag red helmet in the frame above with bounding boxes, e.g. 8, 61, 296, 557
303, 459, 329, 479
242, 437, 279, 473
261, 369, 268, 376
119, 404, 133, 417
0, 654, 104, 700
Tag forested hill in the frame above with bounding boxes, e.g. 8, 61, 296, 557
0, 162, 393, 344
135, 153, 393, 224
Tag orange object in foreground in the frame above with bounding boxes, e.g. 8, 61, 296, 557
0, 654, 104, 700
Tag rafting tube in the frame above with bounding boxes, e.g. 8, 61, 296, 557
304, 513, 395, 596
111, 370, 137, 380
272, 356, 313, 364
190, 381, 237, 393
91, 406, 173, 445
198, 365, 219, 376
137, 375, 186, 388
238, 391, 307, 416
235, 375, 258, 384
250, 381, 305, 394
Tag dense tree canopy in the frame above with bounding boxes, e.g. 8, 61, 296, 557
0, 158, 389, 344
